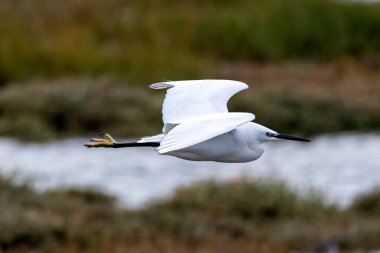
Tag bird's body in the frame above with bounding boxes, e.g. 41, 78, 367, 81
86, 80, 310, 163
166, 122, 265, 163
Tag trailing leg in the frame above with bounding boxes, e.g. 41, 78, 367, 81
85, 133, 159, 148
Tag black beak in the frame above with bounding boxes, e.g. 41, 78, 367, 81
275, 133, 310, 142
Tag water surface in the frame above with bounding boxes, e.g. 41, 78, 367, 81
0, 133, 379, 207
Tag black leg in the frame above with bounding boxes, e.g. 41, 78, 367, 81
106, 142, 160, 148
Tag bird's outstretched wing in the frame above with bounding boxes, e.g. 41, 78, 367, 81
158, 112, 254, 154
150, 80, 248, 128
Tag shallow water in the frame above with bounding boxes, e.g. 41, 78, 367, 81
0, 133, 379, 208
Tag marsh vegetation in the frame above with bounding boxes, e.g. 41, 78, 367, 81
1, 175, 380, 253
1, 61, 379, 140
0, 0, 379, 140
0, 0, 380, 84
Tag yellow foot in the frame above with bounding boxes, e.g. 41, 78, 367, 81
84, 133, 118, 148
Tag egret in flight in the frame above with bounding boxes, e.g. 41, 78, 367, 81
85, 80, 310, 163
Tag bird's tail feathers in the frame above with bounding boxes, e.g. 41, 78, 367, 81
138, 134, 164, 143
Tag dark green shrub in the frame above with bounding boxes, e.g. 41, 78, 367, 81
350, 187, 380, 216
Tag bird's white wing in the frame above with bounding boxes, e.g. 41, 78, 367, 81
150, 80, 248, 126
158, 112, 254, 154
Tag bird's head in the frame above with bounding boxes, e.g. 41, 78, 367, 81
251, 123, 310, 143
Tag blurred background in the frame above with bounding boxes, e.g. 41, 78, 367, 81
0, 0, 380, 252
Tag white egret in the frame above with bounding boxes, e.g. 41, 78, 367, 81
85, 80, 310, 163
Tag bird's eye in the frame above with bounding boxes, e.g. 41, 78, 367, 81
266, 132, 275, 137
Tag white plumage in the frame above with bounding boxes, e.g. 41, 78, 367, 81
142, 80, 309, 162
87, 79, 310, 163
149, 80, 248, 127
157, 112, 254, 154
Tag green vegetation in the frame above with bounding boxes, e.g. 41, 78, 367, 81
1, 60, 380, 140
0, 79, 163, 140
351, 187, 380, 216
0, 175, 128, 252
0, 0, 379, 83
0, 0, 379, 139
1, 174, 380, 253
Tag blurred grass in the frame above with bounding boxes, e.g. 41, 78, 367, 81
0, 0, 380, 139
1, 174, 380, 253
1, 59, 379, 140
351, 187, 380, 216
0, 0, 380, 84
0, 78, 163, 140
